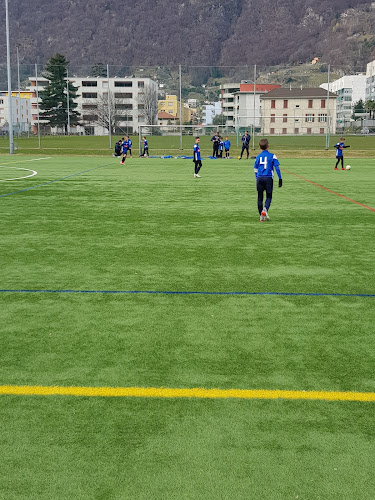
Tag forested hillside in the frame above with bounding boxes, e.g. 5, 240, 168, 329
1, 0, 375, 69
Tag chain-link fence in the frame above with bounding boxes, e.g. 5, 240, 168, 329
0, 61, 373, 152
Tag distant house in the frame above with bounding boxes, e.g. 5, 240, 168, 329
158, 111, 178, 131
261, 88, 337, 135
234, 84, 281, 130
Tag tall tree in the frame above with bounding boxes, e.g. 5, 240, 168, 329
137, 83, 158, 126
90, 63, 107, 77
39, 53, 80, 133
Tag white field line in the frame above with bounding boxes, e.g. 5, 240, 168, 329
0, 166, 38, 182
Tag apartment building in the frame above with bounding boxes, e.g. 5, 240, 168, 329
321, 75, 366, 130
261, 88, 337, 135
234, 84, 281, 130
220, 83, 240, 127
366, 59, 375, 101
0, 92, 32, 134
26, 76, 158, 135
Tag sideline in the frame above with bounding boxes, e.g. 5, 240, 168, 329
281, 168, 375, 212
0, 384, 374, 402
0, 289, 373, 298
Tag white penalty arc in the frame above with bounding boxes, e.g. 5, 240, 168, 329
0, 165, 38, 182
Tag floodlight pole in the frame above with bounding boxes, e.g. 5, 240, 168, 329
66, 69, 70, 135
325, 64, 330, 150
35, 63, 41, 149
253, 64, 256, 150
107, 64, 112, 149
179, 64, 182, 150
5, 0, 14, 154
16, 44, 21, 137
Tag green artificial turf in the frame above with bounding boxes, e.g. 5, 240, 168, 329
0, 154, 374, 498
1, 134, 375, 157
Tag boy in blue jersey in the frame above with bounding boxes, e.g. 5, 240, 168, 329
142, 136, 149, 157
224, 136, 231, 158
254, 138, 282, 221
334, 137, 350, 170
193, 137, 202, 178
121, 135, 130, 164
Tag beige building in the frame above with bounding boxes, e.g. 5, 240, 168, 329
261, 88, 337, 135
158, 95, 191, 123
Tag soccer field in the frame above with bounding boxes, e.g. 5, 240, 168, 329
1, 154, 375, 499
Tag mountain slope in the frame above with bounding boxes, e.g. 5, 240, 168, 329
0, 0, 374, 69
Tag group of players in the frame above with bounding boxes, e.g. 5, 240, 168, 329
114, 132, 351, 222
114, 136, 149, 163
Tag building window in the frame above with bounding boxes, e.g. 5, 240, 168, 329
82, 114, 98, 121
307, 128, 312, 134
270, 128, 275, 134
308, 100, 313, 108
114, 93, 132, 98
270, 114, 275, 123
271, 100, 276, 109
283, 100, 288, 108
82, 104, 98, 110
82, 93, 97, 98
320, 128, 325, 134
282, 128, 287, 134
294, 128, 299, 134
321, 100, 326, 108
115, 104, 133, 110
318, 114, 327, 122
114, 81, 132, 87
138, 81, 144, 88
138, 104, 145, 109
82, 81, 98, 87
305, 114, 314, 122
283, 114, 287, 123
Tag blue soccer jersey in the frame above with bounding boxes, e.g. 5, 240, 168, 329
128, 139, 132, 148
224, 140, 231, 150
254, 150, 282, 179
143, 139, 148, 149
335, 142, 345, 157
194, 143, 201, 161
122, 140, 129, 153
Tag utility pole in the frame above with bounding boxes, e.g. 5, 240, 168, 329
5, 0, 14, 154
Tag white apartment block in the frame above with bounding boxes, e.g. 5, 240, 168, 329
201, 102, 221, 125
234, 84, 281, 130
26, 76, 158, 135
321, 75, 366, 129
261, 88, 337, 135
366, 59, 375, 101
220, 83, 240, 127
0, 92, 32, 134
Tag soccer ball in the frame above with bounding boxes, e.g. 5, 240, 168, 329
345, 165, 351, 170
238, 156, 241, 160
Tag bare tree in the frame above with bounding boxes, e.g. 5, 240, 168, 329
83, 92, 132, 134
137, 83, 158, 126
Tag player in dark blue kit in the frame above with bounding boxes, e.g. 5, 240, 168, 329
121, 135, 130, 164
142, 136, 149, 157
193, 137, 202, 178
240, 130, 251, 159
334, 137, 350, 170
128, 137, 132, 158
254, 138, 282, 221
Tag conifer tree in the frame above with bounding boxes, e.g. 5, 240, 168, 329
39, 53, 80, 132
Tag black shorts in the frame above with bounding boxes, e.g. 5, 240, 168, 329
194, 160, 202, 167
257, 176, 273, 193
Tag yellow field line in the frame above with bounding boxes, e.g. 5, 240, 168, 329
0, 385, 375, 402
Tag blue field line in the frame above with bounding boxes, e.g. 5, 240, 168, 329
0, 289, 374, 298
0, 162, 113, 199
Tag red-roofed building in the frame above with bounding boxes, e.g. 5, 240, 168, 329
234, 84, 281, 130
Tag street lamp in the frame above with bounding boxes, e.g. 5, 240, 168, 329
5, 0, 14, 153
